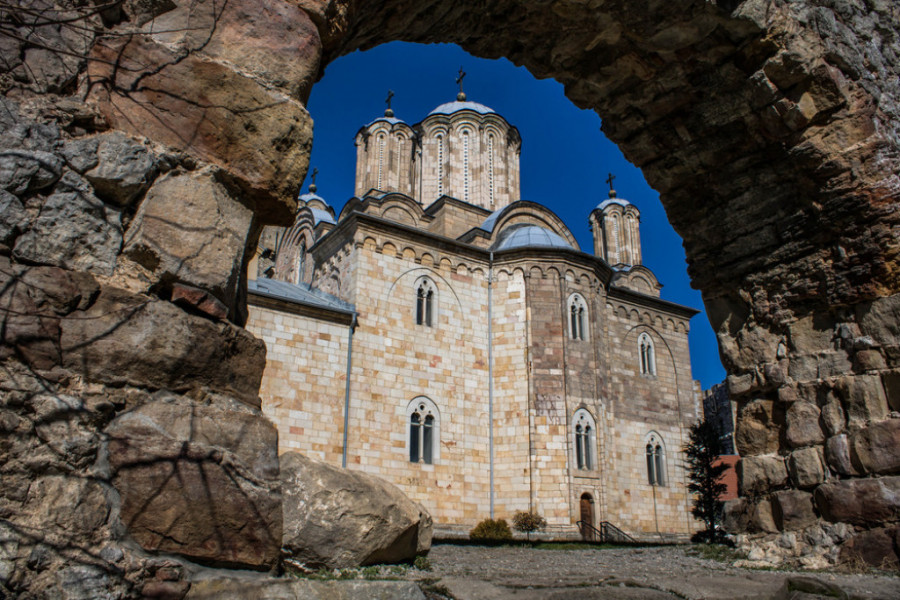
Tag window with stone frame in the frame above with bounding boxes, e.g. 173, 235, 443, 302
415, 277, 437, 327
568, 293, 588, 341
645, 432, 666, 486
407, 397, 440, 464
573, 408, 596, 471
638, 332, 656, 375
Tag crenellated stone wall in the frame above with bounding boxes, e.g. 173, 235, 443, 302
1, 0, 898, 595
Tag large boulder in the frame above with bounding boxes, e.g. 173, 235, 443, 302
280, 452, 432, 569
105, 392, 282, 570
814, 477, 900, 526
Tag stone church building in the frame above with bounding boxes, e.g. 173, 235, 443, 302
246, 93, 702, 539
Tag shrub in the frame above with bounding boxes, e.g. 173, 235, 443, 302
512, 511, 547, 540
469, 518, 512, 542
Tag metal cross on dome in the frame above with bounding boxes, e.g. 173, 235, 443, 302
456, 67, 466, 93
385, 90, 394, 110
606, 172, 616, 192
311, 167, 318, 186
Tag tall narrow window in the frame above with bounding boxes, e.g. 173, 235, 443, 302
646, 433, 666, 486
646, 443, 657, 485
638, 333, 656, 375
407, 397, 440, 464
568, 294, 588, 341
415, 278, 437, 327
462, 130, 470, 202
296, 241, 306, 284
437, 134, 444, 197
488, 134, 495, 206
573, 409, 596, 471
377, 133, 385, 190
611, 214, 621, 264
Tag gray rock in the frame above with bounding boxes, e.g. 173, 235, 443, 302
850, 419, 900, 475
788, 446, 825, 488
281, 451, 433, 569
739, 455, 788, 496
105, 393, 282, 570
0, 148, 63, 194
814, 477, 900, 526
13, 172, 122, 276
785, 402, 825, 448
0, 189, 27, 243
751, 498, 780, 534
824, 434, 859, 477
84, 131, 158, 205
771, 489, 817, 531
836, 374, 889, 428
857, 294, 900, 348
722, 498, 749, 534
185, 579, 426, 600
61, 136, 100, 174
820, 392, 846, 436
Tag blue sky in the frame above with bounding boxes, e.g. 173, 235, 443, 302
304, 42, 726, 390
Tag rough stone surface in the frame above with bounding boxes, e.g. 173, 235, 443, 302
0, 149, 63, 194
738, 455, 788, 497
824, 434, 859, 477
60, 286, 266, 405
839, 527, 900, 570
814, 477, 900, 526
84, 131, 159, 206
13, 171, 123, 276
751, 498, 779, 535
771, 490, 817, 531
735, 399, 782, 456
121, 169, 258, 320
850, 419, 900, 475
837, 375, 890, 429
106, 393, 282, 569
788, 446, 825, 489
280, 451, 433, 569
185, 579, 425, 600
785, 402, 825, 449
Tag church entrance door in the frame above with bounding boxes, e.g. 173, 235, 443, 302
579, 493, 594, 541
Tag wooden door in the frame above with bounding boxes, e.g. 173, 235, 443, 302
580, 494, 594, 541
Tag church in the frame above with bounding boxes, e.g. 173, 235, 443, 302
245, 86, 702, 540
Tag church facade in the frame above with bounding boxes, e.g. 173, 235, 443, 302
246, 93, 702, 539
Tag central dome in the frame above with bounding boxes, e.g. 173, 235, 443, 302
428, 100, 496, 116
493, 225, 572, 251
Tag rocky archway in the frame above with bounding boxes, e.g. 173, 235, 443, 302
1, 0, 897, 595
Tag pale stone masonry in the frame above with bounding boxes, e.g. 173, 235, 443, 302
247, 97, 702, 539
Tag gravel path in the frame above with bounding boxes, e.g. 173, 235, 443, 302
421, 544, 900, 600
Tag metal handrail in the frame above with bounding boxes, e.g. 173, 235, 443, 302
576, 520, 636, 543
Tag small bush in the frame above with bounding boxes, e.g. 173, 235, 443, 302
469, 518, 512, 542
413, 555, 432, 571
512, 511, 547, 540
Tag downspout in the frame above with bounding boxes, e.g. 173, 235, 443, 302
488, 252, 495, 519
341, 313, 358, 469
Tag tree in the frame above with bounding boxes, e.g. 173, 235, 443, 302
511, 510, 546, 541
684, 419, 729, 544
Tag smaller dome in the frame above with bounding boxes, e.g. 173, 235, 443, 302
428, 101, 496, 116
595, 198, 633, 212
299, 192, 324, 203
364, 115, 407, 127
309, 207, 335, 226
493, 226, 572, 251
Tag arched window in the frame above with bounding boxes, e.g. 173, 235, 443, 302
568, 293, 588, 341
377, 133, 386, 190
638, 332, 656, 375
295, 240, 306, 284
436, 134, 445, 197
462, 130, 471, 202
407, 397, 440, 464
645, 432, 666, 486
610, 213, 621, 264
415, 277, 437, 327
487, 133, 495, 207
572, 408, 596, 471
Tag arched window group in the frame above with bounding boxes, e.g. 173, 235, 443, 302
416, 278, 436, 327
568, 294, 588, 341
573, 408, 596, 471
645, 433, 666, 486
408, 397, 439, 464
638, 332, 656, 375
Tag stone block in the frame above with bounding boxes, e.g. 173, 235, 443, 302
785, 401, 825, 448
88, 33, 310, 223
820, 391, 845, 436
836, 374, 889, 428
751, 498, 779, 534
824, 434, 859, 477
739, 455, 788, 496
13, 172, 122, 276
727, 372, 754, 396
84, 131, 159, 206
735, 399, 782, 456
882, 370, 900, 412
850, 419, 900, 475
60, 286, 265, 406
856, 293, 900, 348
0, 149, 63, 195
106, 393, 281, 570
788, 355, 818, 383
788, 313, 835, 356
788, 446, 825, 489
814, 477, 900, 526
722, 498, 749, 534
121, 169, 257, 319
771, 489, 817, 531
854, 349, 886, 372
838, 527, 900, 570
